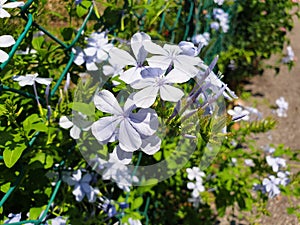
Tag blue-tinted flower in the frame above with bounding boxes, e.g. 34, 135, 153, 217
266, 155, 286, 172
48, 217, 67, 225
274, 97, 288, 117
92, 90, 159, 153
214, 0, 224, 5
187, 180, 205, 198
0, 35, 15, 62
191, 32, 210, 46
130, 68, 186, 108
244, 159, 255, 167
73, 46, 98, 71
85, 32, 113, 62
186, 167, 205, 181
125, 218, 142, 225
66, 170, 99, 202
282, 46, 294, 63
75, 0, 82, 6
262, 175, 281, 198
4, 213, 21, 224
100, 149, 139, 191
59, 113, 91, 139
178, 41, 201, 56
0, 0, 24, 18
143, 40, 201, 77
277, 171, 290, 186
108, 32, 151, 84
12, 73, 52, 86
227, 106, 250, 121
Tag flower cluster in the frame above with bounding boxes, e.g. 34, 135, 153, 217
186, 167, 206, 207
274, 96, 288, 117
73, 31, 113, 71
211, 8, 229, 33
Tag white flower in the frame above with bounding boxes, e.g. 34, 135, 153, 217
244, 159, 255, 167
92, 90, 159, 153
227, 106, 250, 121
0, 0, 24, 18
266, 155, 286, 172
48, 217, 67, 225
4, 213, 21, 224
277, 171, 290, 186
191, 32, 210, 46
212, 8, 229, 33
214, 0, 224, 5
274, 97, 288, 117
262, 145, 275, 154
101, 150, 138, 192
108, 32, 151, 84
0, 35, 15, 63
210, 21, 220, 31
178, 41, 201, 56
66, 170, 99, 202
187, 180, 205, 198
282, 46, 294, 63
59, 113, 91, 139
73, 46, 98, 71
130, 68, 186, 108
12, 73, 52, 86
186, 167, 205, 181
125, 218, 143, 225
85, 31, 113, 62
143, 40, 201, 77
262, 175, 281, 198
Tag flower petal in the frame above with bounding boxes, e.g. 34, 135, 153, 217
119, 119, 142, 152
119, 67, 143, 84
131, 32, 151, 63
165, 68, 191, 83
108, 47, 136, 67
0, 35, 15, 47
129, 108, 158, 136
70, 125, 81, 139
143, 40, 166, 55
3, 2, 24, 8
132, 86, 159, 108
159, 85, 184, 102
115, 146, 133, 164
0, 8, 10, 18
35, 77, 53, 85
59, 116, 73, 129
73, 184, 85, 202
94, 90, 123, 114
92, 116, 121, 142
141, 135, 161, 155
0, 49, 9, 62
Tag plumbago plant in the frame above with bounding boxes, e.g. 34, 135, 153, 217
0, 2, 299, 225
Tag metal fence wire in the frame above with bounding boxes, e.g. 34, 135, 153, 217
0, 0, 236, 224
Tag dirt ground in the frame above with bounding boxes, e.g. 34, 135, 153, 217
240, 14, 300, 225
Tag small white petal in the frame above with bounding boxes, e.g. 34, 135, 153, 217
140, 135, 161, 155
0, 35, 15, 47
59, 116, 73, 129
132, 86, 159, 108
115, 146, 133, 164
0, 8, 11, 18
73, 185, 85, 202
119, 119, 142, 152
159, 85, 184, 102
70, 125, 81, 139
35, 77, 53, 85
165, 68, 191, 83
3, 2, 24, 8
108, 47, 136, 67
92, 116, 121, 142
94, 90, 123, 114
0, 49, 9, 62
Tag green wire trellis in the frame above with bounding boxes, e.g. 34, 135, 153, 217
0, 0, 237, 224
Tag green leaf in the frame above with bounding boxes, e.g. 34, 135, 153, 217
61, 27, 74, 41
3, 143, 26, 168
69, 102, 95, 116
32, 36, 45, 50
76, 1, 92, 18
29, 206, 46, 220
131, 196, 143, 210
0, 182, 11, 193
